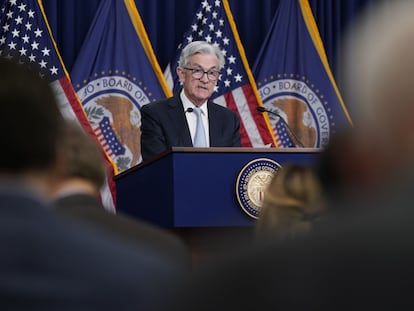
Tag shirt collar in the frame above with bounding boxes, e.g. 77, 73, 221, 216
180, 90, 208, 115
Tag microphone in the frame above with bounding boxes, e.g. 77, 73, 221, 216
256, 106, 305, 147
186, 107, 194, 113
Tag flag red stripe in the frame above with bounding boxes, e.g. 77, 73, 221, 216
59, 77, 117, 207
240, 84, 274, 146
59, 78, 92, 131
224, 91, 253, 147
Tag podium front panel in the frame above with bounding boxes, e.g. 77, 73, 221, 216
115, 148, 319, 228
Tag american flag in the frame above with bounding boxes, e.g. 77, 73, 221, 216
166, 0, 276, 147
97, 117, 126, 157
0, 0, 81, 123
0, 0, 117, 211
274, 117, 296, 148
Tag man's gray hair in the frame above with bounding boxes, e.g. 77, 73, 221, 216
179, 41, 225, 69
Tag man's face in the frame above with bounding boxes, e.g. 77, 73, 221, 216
177, 53, 220, 107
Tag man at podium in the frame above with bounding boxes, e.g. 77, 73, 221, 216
140, 41, 241, 162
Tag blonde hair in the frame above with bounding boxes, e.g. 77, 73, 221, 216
255, 164, 323, 240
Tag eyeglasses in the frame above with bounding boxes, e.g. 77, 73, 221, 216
184, 67, 220, 81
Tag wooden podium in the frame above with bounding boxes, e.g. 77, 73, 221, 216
114, 147, 320, 263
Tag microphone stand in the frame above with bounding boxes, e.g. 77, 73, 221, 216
257, 106, 305, 147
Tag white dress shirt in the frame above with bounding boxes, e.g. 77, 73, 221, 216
180, 91, 210, 147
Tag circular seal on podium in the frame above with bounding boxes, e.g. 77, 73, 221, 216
235, 158, 282, 219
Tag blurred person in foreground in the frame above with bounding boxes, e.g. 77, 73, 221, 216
316, 128, 362, 207
255, 164, 324, 241
159, 2, 414, 310
0, 58, 182, 310
140, 40, 241, 162
50, 120, 191, 267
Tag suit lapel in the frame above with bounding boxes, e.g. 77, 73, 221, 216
208, 101, 222, 146
167, 94, 192, 146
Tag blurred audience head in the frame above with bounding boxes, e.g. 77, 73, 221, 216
316, 128, 384, 204
255, 164, 324, 240
342, 0, 414, 184
0, 58, 63, 181
50, 120, 107, 198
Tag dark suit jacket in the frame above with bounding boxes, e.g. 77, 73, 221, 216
53, 193, 191, 267
0, 189, 183, 311
141, 92, 241, 161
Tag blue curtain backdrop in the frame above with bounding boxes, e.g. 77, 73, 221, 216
41, 0, 384, 90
